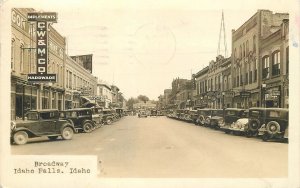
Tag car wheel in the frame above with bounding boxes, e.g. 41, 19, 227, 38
48, 136, 59, 140
13, 131, 28, 145
106, 119, 112, 125
266, 121, 280, 135
83, 122, 93, 133
61, 127, 74, 140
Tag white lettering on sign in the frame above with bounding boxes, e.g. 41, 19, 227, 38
11, 10, 26, 31
37, 48, 46, 56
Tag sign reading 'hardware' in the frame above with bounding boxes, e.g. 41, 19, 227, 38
27, 12, 57, 82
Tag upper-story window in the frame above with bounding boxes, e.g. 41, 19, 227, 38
286, 47, 289, 74
246, 40, 249, 56
272, 51, 281, 76
239, 45, 242, 59
253, 35, 256, 52
243, 43, 245, 58
262, 56, 270, 79
20, 44, 24, 73
234, 48, 237, 59
11, 39, 15, 70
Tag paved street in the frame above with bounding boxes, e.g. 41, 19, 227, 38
11, 116, 288, 178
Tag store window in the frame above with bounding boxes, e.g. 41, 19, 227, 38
272, 51, 281, 76
42, 90, 49, 109
262, 56, 270, 79
52, 92, 57, 109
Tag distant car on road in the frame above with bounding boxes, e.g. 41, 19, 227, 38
138, 110, 148, 118
150, 109, 158, 117
11, 109, 76, 145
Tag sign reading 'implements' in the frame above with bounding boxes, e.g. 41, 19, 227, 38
27, 12, 57, 82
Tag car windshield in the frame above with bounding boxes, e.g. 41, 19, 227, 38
78, 110, 91, 116
40, 112, 58, 120
267, 110, 281, 118
249, 110, 261, 118
212, 110, 223, 116
225, 110, 237, 116
26, 112, 39, 120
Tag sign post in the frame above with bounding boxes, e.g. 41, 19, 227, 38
27, 12, 58, 82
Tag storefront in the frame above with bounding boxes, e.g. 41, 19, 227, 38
264, 86, 281, 108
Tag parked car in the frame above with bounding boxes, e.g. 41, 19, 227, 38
256, 108, 289, 142
60, 108, 97, 133
196, 109, 212, 126
150, 109, 158, 117
220, 108, 248, 133
227, 110, 249, 135
189, 110, 198, 124
91, 106, 105, 127
138, 110, 147, 118
207, 109, 224, 129
102, 109, 116, 124
11, 109, 76, 145
115, 108, 124, 118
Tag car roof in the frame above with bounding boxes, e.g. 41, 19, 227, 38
225, 108, 245, 111
27, 109, 59, 113
249, 107, 289, 112
62, 108, 92, 112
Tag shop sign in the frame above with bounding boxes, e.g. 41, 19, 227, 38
224, 91, 234, 97
240, 91, 251, 98
27, 12, 58, 82
272, 90, 280, 96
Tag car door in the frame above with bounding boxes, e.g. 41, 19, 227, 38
38, 112, 57, 134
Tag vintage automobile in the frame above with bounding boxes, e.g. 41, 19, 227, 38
115, 108, 124, 118
207, 109, 224, 129
195, 108, 212, 126
256, 108, 289, 142
91, 106, 105, 127
11, 109, 76, 145
220, 108, 248, 133
138, 110, 148, 118
102, 109, 116, 124
150, 109, 158, 117
188, 110, 198, 123
60, 108, 97, 133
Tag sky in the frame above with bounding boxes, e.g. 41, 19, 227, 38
26, 0, 291, 100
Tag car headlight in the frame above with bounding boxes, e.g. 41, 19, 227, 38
11, 121, 16, 130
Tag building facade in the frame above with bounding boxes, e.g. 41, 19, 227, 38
231, 9, 288, 108
96, 82, 112, 108
11, 8, 98, 119
260, 19, 289, 108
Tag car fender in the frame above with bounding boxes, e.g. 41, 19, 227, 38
60, 123, 76, 133
82, 119, 95, 126
11, 127, 38, 137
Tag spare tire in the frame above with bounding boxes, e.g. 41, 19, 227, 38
199, 115, 205, 125
248, 119, 260, 131
266, 121, 280, 135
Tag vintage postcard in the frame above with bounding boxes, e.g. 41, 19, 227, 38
0, 0, 299, 187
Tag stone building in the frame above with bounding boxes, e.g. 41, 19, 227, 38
193, 66, 209, 109
231, 9, 288, 108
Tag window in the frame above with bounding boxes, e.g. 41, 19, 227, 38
11, 39, 15, 70
262, 56, 270, 79
240, 74, 243, 86
239, 45, 242, 58
254, 59, 258, 82
245, 73, 248, 85
243, 43, 245, 57
66, 70, 69, 88
246, 40, 249, 56
234, 48, 237, 59
272, 51, 281, 76
20, 44, 24, 73
253, 35, 256, 52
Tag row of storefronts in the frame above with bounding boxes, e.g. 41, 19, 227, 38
10, 8, 99, 120
158, 10, 289, 110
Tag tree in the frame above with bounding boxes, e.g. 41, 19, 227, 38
126, 97, 139, 110
137, 95, 149, 103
